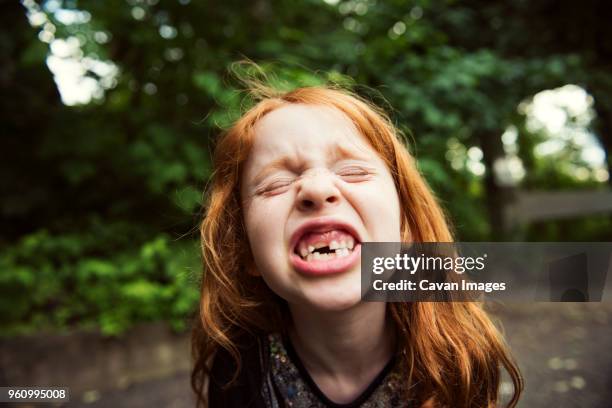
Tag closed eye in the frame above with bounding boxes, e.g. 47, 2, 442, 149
337, 166, 374, 181
256, 178, 295, 196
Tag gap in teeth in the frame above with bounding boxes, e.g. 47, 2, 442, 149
296, 232, 357, 261
298, 236, 355, 259
302, 245, 354, 261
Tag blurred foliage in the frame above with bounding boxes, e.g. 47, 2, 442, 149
1, 0, 611, 336
0, 220, 200, 336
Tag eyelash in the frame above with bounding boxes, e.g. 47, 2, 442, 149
337, 166, 372, 179
258, 179, 295, 195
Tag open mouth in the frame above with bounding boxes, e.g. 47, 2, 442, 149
289, 220, 362, 276
294, 229, 358, 262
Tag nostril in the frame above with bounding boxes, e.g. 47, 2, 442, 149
326, 196, 338, 204
301, 199, 315, 209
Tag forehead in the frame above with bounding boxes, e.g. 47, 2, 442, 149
249, 103, 373, 160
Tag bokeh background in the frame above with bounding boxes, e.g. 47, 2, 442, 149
1, 0, 611, 407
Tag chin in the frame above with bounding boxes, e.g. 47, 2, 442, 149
299, 280, 363, 312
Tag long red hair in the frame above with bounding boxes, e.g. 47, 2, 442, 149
192, 84, 523, 407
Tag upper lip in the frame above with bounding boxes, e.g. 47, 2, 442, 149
289, 217, 362, 253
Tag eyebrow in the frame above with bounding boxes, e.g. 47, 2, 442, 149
331, 143, 372, 162
252, 156, 298, 186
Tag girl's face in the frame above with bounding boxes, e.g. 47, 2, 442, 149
241, 104, 401, 311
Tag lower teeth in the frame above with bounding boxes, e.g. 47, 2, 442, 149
304, 248, 352, 262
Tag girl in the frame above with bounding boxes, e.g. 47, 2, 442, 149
191, 81, 522, 407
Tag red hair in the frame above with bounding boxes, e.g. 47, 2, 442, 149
192, 84, 522, 407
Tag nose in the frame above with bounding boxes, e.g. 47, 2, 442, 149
296, 170, 341, 212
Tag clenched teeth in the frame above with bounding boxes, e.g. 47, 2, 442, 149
305, 247, 352, 262
297, 236, 356, 261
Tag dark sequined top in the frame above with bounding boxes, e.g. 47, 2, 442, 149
264, 333, 414, 408
208, 332, 417, 408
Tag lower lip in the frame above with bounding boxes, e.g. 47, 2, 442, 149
289, 244, 362, 276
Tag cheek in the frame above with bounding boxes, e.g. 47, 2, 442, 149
372, 189, 401, 240
345, 177, 401, 241
244, 197, 292, 268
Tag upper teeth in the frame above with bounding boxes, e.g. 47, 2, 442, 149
298, 237, 355, 258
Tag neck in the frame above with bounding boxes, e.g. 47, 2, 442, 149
287, 301, 396, 378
